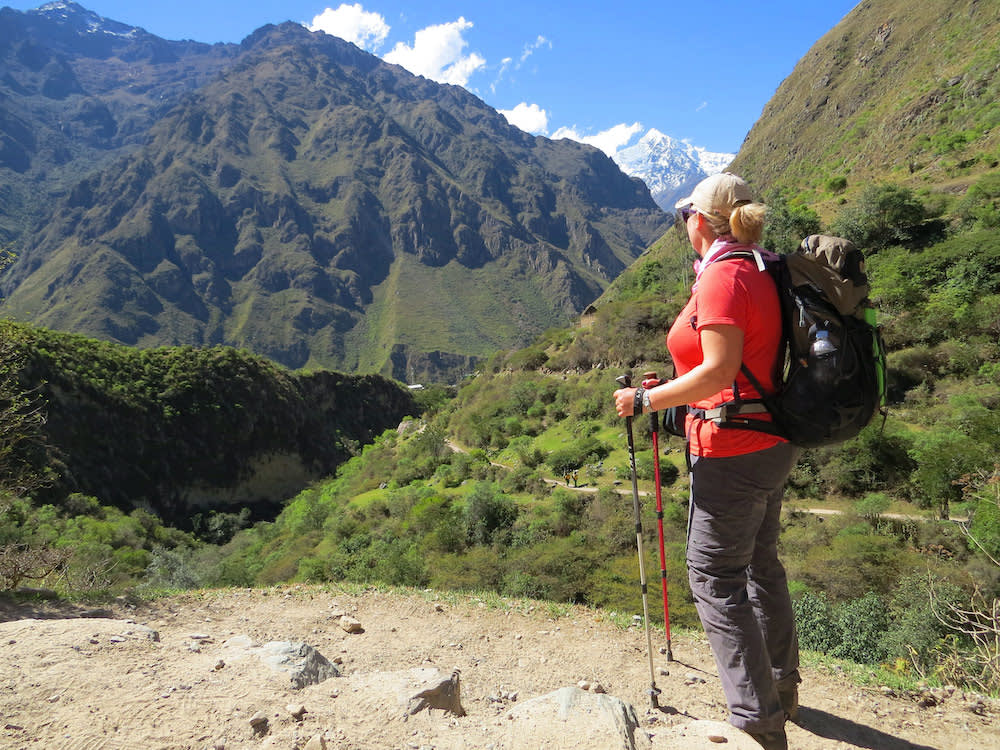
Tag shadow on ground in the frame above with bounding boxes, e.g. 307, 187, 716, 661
797, 706, 940, 750
0, 591, 116, 623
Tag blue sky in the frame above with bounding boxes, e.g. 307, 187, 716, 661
9, 1, 860, 154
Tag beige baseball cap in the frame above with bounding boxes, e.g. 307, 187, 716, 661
674, 172, 752, 219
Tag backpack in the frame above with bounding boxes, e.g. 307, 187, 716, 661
694, 235, 887, 448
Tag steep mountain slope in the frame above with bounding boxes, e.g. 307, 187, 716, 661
0, 2, 238, 240
593, 0, 1000, 311
729, 0, 1000, 214
0, 13, 669, 383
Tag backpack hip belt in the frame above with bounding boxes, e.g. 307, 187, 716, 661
693, 402, 769, 423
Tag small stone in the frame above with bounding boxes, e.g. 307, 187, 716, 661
708, 735, 728, 743
592, 682, 606, 694
190, 633, 211, 640
340, 616, 364, 634
577, 680, 591, 691
287, 704, 307, 721
304, 736, 327, 750
918, 691, 938, 708
249, 711, 268, 734
658, 667, 669, 676
214, 660, 225, 671
46, 695, 60, 703
108, 636, 126, 643
434, 603, 445, 612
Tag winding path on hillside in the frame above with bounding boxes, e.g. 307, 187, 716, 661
446, 439, 966, 523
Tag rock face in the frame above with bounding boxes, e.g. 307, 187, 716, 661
504, 686, 648, 749
250, 641, 341, 690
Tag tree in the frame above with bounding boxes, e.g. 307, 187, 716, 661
0, 326, 49, 501
465, 482, 518, 546
831, 184, 926, 250
762, 191, 821, 255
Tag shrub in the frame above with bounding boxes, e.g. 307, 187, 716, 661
880, 573, 964, 674
465, 482, 518, 546
832, 591, 889, 664
793, 590, 839, 653
831, 183, 926, 250
762, 191, 822, 254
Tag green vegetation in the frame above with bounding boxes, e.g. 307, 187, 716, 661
730, 0, 1000, 224
0, 320, 416, 523
2, 0, 1000, 698
3, 170, 1000, 693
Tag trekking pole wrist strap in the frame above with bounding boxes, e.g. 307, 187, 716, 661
633, 387, 654, 415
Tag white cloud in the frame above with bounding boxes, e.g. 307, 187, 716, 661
308, 4, 390, 51
551, 122, 643, 156
490, 56, 513, 93
519, 35, 551, 65
517, 34, 552, 67
499, 103, 549, 134
383, 17, 486, 87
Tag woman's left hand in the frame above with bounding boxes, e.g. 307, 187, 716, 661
613, 387, 637, 417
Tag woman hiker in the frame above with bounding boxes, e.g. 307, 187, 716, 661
613, 172, 801, 750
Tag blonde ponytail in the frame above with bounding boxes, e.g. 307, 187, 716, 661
729, 202, 767, 245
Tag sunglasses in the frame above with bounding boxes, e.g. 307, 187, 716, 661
678, 205, 699, 223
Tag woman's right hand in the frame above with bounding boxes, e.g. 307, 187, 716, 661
613, 387, 637, 417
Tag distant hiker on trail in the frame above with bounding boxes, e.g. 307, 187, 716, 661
613, 172, 800, 750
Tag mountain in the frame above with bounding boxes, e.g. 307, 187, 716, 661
729, 0, 999, 216
612, 129, 734, 212
0, 5, 670, 384
0, 2, 238, 240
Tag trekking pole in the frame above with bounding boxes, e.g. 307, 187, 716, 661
616, 372, 661, 709
642, 372, 674, 663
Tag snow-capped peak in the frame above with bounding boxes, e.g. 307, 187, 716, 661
32, 1, 141, 40
612, 128, 734, 211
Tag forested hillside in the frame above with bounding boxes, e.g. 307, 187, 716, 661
0, 320, 416, 524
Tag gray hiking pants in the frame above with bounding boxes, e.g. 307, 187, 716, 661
687, 442, 801, 734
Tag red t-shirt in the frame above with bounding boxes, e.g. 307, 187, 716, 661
666, 251, 786, 457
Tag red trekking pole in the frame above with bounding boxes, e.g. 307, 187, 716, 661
642, 371, 674, 662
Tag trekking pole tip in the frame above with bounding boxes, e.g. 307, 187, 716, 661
615, 373, 631, 388
649, 687, 660, 709
665, 643, 674, 663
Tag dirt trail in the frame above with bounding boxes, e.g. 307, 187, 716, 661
1, 587, 997, 749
